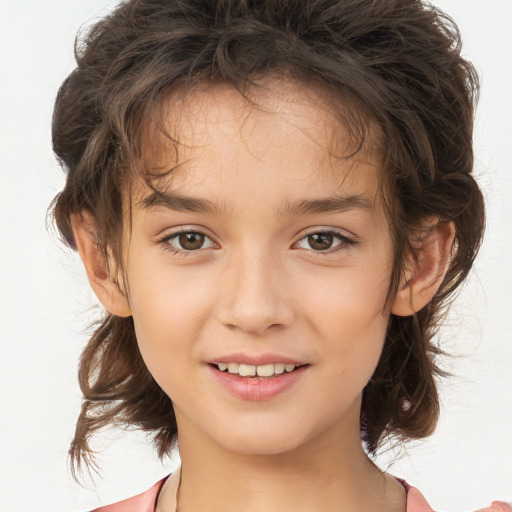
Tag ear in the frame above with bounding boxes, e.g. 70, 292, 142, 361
71, 212, 132, 317
391, 219, 455, 317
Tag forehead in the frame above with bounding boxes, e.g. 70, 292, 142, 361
134, 79, 384, 207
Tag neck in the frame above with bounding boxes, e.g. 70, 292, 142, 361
157, 402, 405, 512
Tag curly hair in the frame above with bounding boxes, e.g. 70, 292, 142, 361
51, 0, 484, 477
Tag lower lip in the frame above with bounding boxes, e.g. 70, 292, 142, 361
208, 365, 309, 401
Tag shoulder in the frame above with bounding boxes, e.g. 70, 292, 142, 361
399, 479, 435, 512
90, 476, 169, 512
399, 479, 511, 512
474, 504, 512, 512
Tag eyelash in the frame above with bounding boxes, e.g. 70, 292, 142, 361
157, 228, 357, 256
295, 229, 357, 255
158, 229, 217, 256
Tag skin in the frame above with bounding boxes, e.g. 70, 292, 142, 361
73, 79, 454, 512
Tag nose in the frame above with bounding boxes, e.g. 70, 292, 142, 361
217, 250, 295, 336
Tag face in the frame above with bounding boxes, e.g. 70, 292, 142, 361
121, 81, 395, 456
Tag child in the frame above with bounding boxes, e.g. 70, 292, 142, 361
51, 0, 510, 511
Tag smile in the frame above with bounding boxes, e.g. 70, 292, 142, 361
208, 362, 309, 401
214, 362, 302, 378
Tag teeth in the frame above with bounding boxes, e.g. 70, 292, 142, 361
256, 364, 274, 377
217, 362, 300, 377
274, 363, 285, 375
239, 364, 256, 377
227, 362, 240, 374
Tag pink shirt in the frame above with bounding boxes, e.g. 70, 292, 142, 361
91, 475, 511, 512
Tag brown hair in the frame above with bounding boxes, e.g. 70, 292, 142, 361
51, 0, 484, 476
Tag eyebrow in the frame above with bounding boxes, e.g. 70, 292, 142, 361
139, 190, 223, 214
139, 190, 374, 216
279, 194, 374, 216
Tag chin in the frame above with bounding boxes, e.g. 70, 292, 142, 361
206, 416, 323, 458
220, 433, 306, 457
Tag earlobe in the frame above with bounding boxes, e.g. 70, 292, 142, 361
391, 220, 455, 317
71, 212, 132, 318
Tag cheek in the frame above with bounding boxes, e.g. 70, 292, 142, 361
301, 260, 391, 380
128, 259, 213, 336
302, 257, 391, 331
125, 261, 218, 386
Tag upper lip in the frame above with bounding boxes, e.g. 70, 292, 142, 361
208, 352, 308, 366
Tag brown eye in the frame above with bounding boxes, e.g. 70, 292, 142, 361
178, 232, 206, 250
296, 230, 352, 252
163, 231, 215, 253
307, 233, 334, 250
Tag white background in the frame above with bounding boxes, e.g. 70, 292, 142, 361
0, 1, 511, 511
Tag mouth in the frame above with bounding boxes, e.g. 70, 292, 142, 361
210, 362, 308, 379
207, 360, 310, 400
